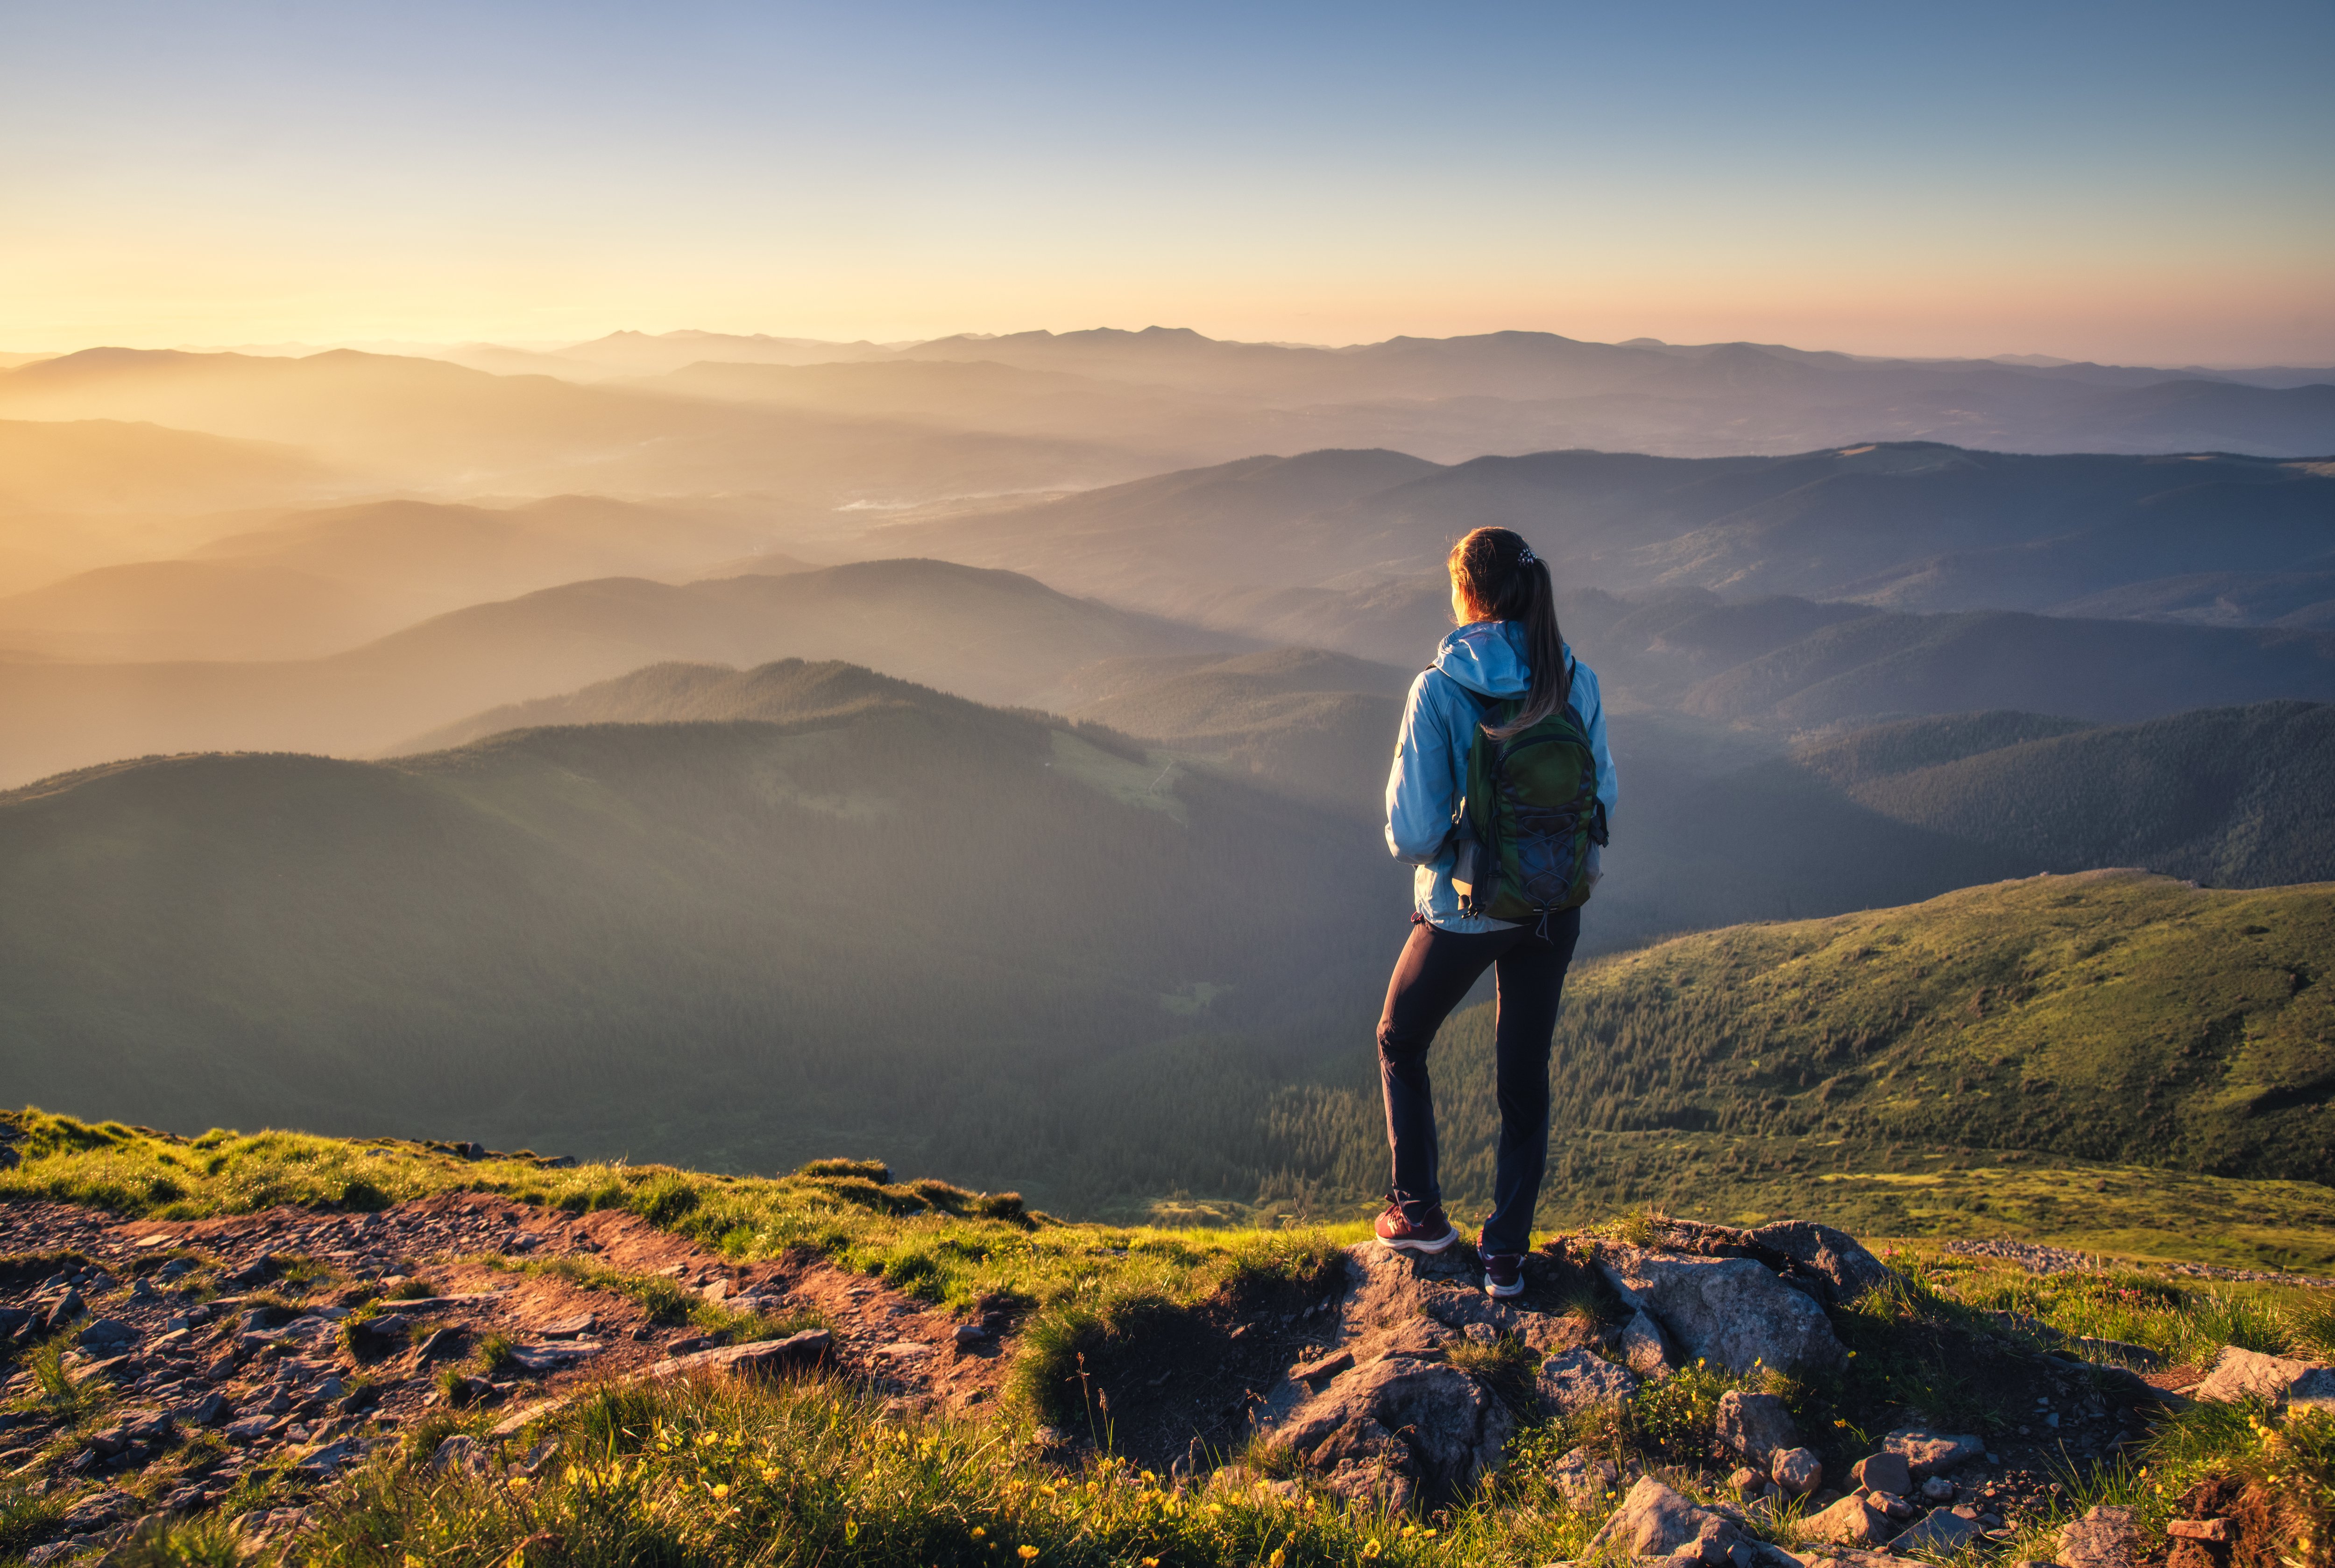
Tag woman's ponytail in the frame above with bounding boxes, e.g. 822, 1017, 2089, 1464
1447, 526, 1570, 738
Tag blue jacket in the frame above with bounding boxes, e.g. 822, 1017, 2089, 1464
1384, 620, 1617, 932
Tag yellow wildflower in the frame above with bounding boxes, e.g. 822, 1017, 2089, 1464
710, 1483, 730, 1501
1362, 1540, 1384, 1559
762, 1466, 779, 1484
1019, 1548, 1040, 1561
973, 1527, 987, 1539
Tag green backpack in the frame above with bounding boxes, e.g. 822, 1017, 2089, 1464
1450, 687, 1606, 928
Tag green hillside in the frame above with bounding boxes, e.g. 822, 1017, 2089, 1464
1388, 871, 2332, 1186
0, 679, 1400, 1204
1795, 701, 2335, 887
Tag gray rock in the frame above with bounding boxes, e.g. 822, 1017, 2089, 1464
2190, 1345, 2335, 1413
1536, 1347, 1638, 1417
1599, 1247, 1848, 1375
1895, 1509, 1984, 1554
1771, 1446, 1822, 1496
1271, 1356, 1513, 1504
1880, 1428, 1984, 1479
1727, 1465, 1766, 1493
429, 1434, 490, 1476
2056, 1504, 2142, 1568
1803, 1492, 1892, 1546
1587, 1475, 1798, 1566
505, 1340, 604, 1372
1619, 1309, 1674, 1376
646, 1329, 832, 1380
1919, 1476, 1955, 1503
1849, 1452, 1912, 1496
1715, 1390, 1797, 1463
952, 1323, 991, 1349
1546, 1446, 1620, 1511
1747, 1221, 1898, 1305
77, 1317, 136, 1351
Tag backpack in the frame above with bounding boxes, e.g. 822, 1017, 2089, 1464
1449, 680, 1607, 928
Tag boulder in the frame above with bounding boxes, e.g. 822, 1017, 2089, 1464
1895, 1509, 1985, 1554
1771, 1447, 1822, 1496
2056, 1505, 2142, 1568
1880, 1429, 1984, 1479
1715, 1390, 1797, 1463
1849, 1452, 1912, 1496
2190, 1346, 2335, 1413
1804, 1493, 1893, 1546
1598, 1247, 1847, 1375
647, 1329, 832, 1380
1587, 1476, 1800, 1566
429, 1434, 491, 1476
1747, 1221, 1897, 1305
1271, 1356, 1513, 1506
1545, 1445, 1620, 1511
76, 1317, 136, 1352
1620, 1309, 1675, 1376
1537, 1347, 1638, 1418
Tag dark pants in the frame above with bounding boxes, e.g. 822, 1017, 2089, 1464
1376, 907, 1582, 1256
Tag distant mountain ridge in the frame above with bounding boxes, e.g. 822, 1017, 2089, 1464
0, 559, 1240, 787
874, 442, 2335, 627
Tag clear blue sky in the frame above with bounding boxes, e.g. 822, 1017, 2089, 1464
2, 0, 2329, 361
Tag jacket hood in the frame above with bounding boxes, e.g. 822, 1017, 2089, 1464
1431, 620, 1534, 698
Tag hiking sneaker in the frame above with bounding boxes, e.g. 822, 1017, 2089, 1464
1482, 1250, 1526, 1299
1374, 1196, 1460, 1254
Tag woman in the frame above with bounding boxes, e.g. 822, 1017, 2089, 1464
1376, 526, 1616, 1298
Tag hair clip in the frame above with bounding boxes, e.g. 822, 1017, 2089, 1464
1517, 546, 1538, 566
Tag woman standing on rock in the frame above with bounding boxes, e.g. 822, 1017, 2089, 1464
1376, 525, 1615, 1298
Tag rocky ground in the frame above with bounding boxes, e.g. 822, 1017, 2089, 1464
0, 1191, 1018, 1561
3, 1195, 2328, 1566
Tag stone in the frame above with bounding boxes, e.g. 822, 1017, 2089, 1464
1895, 1511, 1984, 1554
2056, 1505, 2142, 1568
1586, 1476, 1796, 1566
2190, 1346, 2335, 1413
488, 1398, 573, 1439
222, 1414, 280, 1443
1803, 1493, 1892, 1547
1536, 1348, 1638, 1417
183, 1391, 231, 1426
1850, 1452, 1912, 1496
1881, 1429, 1983, 1479
1597, 1247, 1847, 1375
1919, 1476, 1954, 1503
429, 1434, 490, 1475
1715, 1390, 1797, 1463
1269, 1356, 1513, 1504
647, 1329, 833, 1380
1546, 1446, 1620, 1511
1727, 1466, 1765, 1493
505, 1341, 603, 1372
2167, 1519, 2233, 1543
1620, 1309, 1674, 1376
61, 1489, 132, 1529
292, 1438, 368, 1475
1291, 1349, 1353, 1382
1746, 1221, 1898, 1305
538, 1314, 594, 1339
1771, 1447, 1822, 1496
1868, 1490, 1916, 1522
77, 1317, 136, 1352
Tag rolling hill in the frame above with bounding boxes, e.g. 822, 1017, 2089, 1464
0, 496, 794, 662
0, 560, 1240, 787
1260, 872, 2335, 1220
1792, 701, 2335, 888
0, 676, 1401, 1200
0, 347, 1164, 501
872, 442, 2335, 626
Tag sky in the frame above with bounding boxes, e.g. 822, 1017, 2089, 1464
2, 0, 2330, 364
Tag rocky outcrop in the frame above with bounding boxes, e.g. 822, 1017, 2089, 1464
2056, 1504, 2142, 1568
1596, 1246, 1848, 1375
1536, 1347, 1637, 1418
1273, 1356, 1512, 1512
2190, 1345, 2335, 1413
647, 1329, 832, 1380
1804, 1492, 1894, 1546
1587, 1475, 1799, 1566
1714, 1390, 1797, 1464
1879, 1428, 1984, 1479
